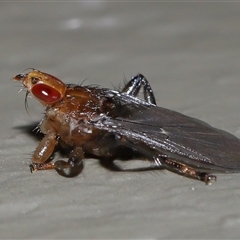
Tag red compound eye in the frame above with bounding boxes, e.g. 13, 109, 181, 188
31, 84, 62, 103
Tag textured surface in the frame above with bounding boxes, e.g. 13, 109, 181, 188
1, 2, 240, 239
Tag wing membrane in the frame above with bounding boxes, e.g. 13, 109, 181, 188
97, 92, 240, 172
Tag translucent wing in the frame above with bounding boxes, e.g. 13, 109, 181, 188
97, 92, 240, 172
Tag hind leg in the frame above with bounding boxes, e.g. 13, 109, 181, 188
121, 74, 156, 105
162, 158, 217, 185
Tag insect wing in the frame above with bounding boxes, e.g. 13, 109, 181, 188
99, 93, 240, 172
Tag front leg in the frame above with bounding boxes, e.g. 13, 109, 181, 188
30, 134, 84, 177
29, 132, 57, 172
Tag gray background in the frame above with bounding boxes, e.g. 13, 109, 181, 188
1, 2, 240, 239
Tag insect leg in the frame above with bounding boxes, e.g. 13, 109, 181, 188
54, 147, 84, 177
29, 133, 57, 172
121, 74, 156, 105
163, 158, 217, 185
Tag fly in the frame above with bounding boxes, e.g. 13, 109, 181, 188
13, 69, 240, 184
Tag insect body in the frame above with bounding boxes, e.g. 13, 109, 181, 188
14, 70, 240, 184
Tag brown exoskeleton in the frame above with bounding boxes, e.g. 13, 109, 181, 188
14, 70, 240, 184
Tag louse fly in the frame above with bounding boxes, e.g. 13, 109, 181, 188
13, 69, 240, 184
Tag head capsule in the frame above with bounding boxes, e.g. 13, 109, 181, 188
14, 69, 67, 105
